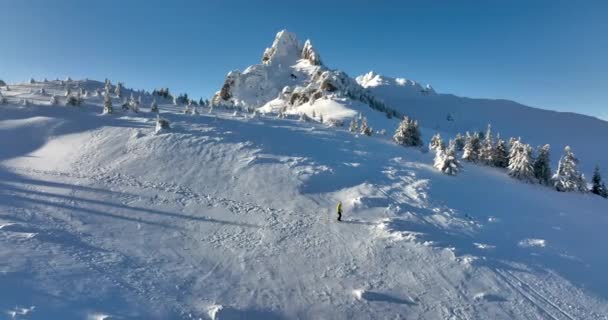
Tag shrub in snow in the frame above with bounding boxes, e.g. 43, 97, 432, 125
393, 116, 423, 147
299, 112, 312, 122
552, 146, 587, 192
65, 94, 82, 107
155, 115, 170, 133
360, 117, 372, 136
325, 118, 343, 127
102, 90, 113, 114
508, 140, 535, 182
591, 166, 608, 198
348, 117, 359, 133
434, 141, 461, 175
150, 98, 159, 113
533, 144, 552, 185
462, 132, 481, 162
49, 95, 59, 106
121, 98, 129, 111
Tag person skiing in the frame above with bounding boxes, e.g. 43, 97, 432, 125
336, 201, 343, 222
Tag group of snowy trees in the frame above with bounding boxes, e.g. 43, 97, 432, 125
429, 123, 606, 197
348, 113, 373, 136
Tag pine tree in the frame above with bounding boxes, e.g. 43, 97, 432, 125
319, 113, 324, 123
508, 140, 535, 182
533, 144, 552, 185
393, 116, 423, 147
150, 98, 159, 113
102, 89, 113, 114
493, 137, 509, 168
480, 124, 495, 165
552, 146, 587, 192
104, 79, 111, 93
114, 82, 123, 98
434, 140, 461, 175
430, 133, 444, 151
349, 117, 359, 133
312, 110, 316, 119
462, 132, 481, 162
591, 166, 606, 197
453, 133, 465, 151
360, 117, 372, 136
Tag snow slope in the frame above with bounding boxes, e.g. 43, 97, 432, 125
358, 72, 608, 173
1, 80, 608, 319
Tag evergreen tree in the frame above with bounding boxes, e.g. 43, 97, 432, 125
508, 140, 535, 182
114, 82, 123, 98
102, 89, 113, 114
533, 144, 552, 185
552, 146, 587, 192
453, 133, 465, 151
349, 117, 359, 133
480, 124, 495, 165
150, 98, 159, 113
493, 136, 509, 168
591, 166, 607, 197
393, 116, 423, 147
429, 133, 443, 151
104, 79, 111, 93
155, 115, 170, 133
462, 132, 481, 162
434, 140, 461, 175
360, 117, 372, 136
319, 113, 324, 123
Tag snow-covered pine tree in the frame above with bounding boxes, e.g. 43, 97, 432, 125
114, 82, 123, 98
102, 89, 113, 114
360, 117, 372, 136
349, 117, 359, 133
104, 79, 111, 92
493, 136, 509, 168
453, 133, 465, 151
49, 95, 58, 106
429, 133, 444, 151
480, 124, 495, 165
533, 144, 552, 185
434, 140, 461, 175
552, 146, 587, 192
591, 166, 607, 197
150, 98, 159, 113
393, 116, 423, 147
508, 140, 535, 182
462, 132, 481, 162
64, 88, 71, 97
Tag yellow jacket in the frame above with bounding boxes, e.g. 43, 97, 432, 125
337, 202, 342, 213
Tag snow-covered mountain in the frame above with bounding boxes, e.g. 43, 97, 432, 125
212, 30, 608, 173
1, 31, 608, 320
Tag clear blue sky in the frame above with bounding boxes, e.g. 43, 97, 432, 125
1, 0, 606, 119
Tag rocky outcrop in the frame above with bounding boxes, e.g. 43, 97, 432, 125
301, 40, 322, 66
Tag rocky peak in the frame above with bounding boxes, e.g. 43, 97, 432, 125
261, 30, 302, 66
301, 40, 322, 66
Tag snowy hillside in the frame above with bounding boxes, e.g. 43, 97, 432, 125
1, 77, 608, 320
357, 72, 608, 173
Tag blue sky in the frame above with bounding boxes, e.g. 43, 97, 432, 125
1, 0, 606, 119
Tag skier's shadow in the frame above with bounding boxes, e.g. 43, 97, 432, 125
341, 219, 375, 226
360, 291, 417, 305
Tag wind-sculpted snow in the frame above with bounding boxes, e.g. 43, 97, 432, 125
1, 77, 608, 319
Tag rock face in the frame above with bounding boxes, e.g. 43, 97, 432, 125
212, 30, 400, 119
